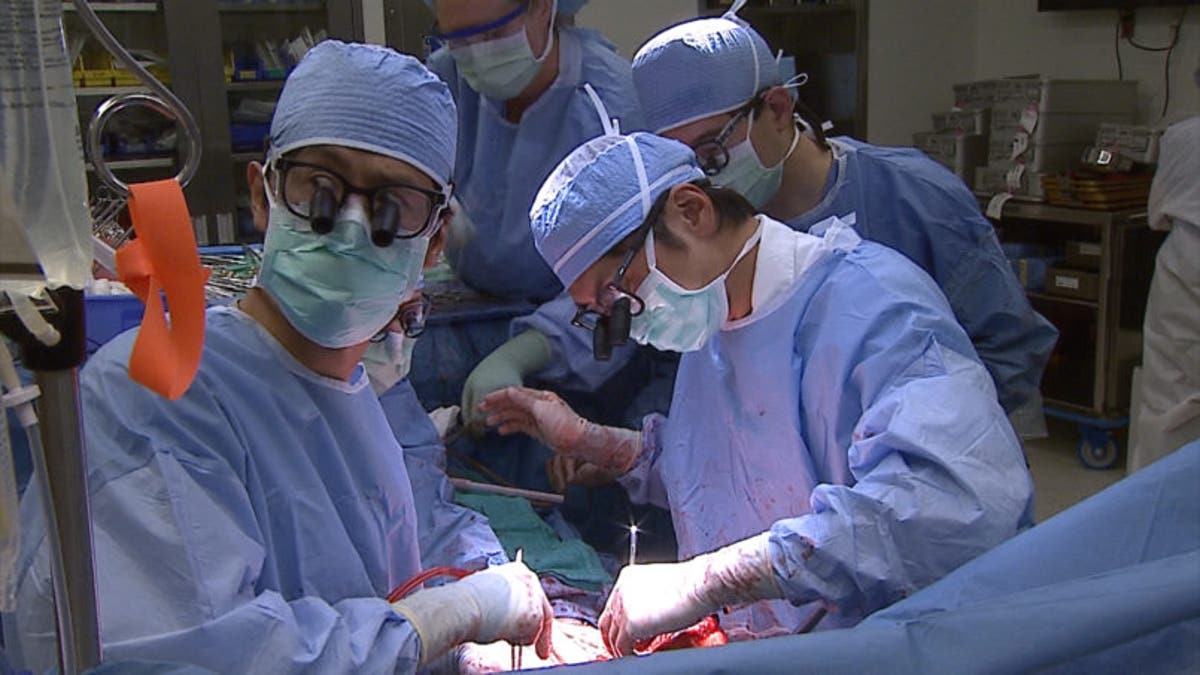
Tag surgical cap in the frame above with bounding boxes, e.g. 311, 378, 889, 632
269, 40, 456, 190
530, 132, 705, 289
632, 16, 781, 134
422, 0, 590, 18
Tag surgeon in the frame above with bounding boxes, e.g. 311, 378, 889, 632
364, 296, 510, 571
4, 41, 551, 674
625, 6, 1058, 434
422, 0, 660, 443
479, 130, 1034, 655
424, 0, 643, 302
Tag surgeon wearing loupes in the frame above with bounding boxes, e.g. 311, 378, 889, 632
610, 6, 1057, 438
479, 129, 1035, 655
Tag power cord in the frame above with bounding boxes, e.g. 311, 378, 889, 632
1116, 7, 1188, 119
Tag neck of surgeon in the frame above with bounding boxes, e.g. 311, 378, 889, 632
505, 29, 560, 122
239, 287, 369, 381
723, 218, 759, 322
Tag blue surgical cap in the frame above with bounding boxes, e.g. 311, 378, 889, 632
422, 0, 590, 18
530, 132, 705, 289
269, 40, 456, 191
632, 16, 781, 134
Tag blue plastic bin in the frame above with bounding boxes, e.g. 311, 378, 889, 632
84, 294, 145, 355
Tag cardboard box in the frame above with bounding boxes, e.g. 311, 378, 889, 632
1046, 267, 1100, 301
1065, 241, 1103, 271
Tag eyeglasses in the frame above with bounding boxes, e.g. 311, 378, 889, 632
431, 3, 528, 48
271, 159, 447, 247
692, 104, 755, 177
570, 222, 651, 360
371, 295, 433, 342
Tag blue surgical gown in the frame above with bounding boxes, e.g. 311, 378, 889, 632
429, 27, 646, 302
4, 306, 428, 673
377, 379, 508, 571
619, 217, 1034, 638
790, 137, 1058, 414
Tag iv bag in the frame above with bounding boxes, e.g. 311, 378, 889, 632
0, 0, 93, 298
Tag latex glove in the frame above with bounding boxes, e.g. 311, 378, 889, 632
461, 331, 552, 432
480, 386, 642, 475
599, 533, 782, 657
547, 456, 619, 493
429, 405, 461, 439
393, 561, 554, 667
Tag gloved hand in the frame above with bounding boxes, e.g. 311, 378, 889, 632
480, 386, 642, 474
599, 533, 782, 657
461, 331, 552, 433
393, 561, 554, 667
547, 456, 620, 493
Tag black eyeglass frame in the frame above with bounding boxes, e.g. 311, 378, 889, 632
370, 295, 434, 343
271, 158, 449, 245
692, 96, 766, 177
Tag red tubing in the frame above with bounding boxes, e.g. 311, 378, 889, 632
387, 566, 474, 603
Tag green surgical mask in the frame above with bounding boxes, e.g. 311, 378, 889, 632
629, 219, 764, 353
257, 198, 428, 349
449, 2, 556, 100
714, 113, 800, 209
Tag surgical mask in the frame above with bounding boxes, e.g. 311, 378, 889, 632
629, 220, 764, 352
714, 113, 800, 209
363, 330, 416, 395
449, 1, 557, 100
257, 187, 428, 348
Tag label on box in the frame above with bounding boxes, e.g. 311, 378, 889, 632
1055, 275, 1080, 290
986, 192, 1013, 219
1011, 132, 1030, 160
1079, 242, 1102, 256
1020, 106, 1039, 134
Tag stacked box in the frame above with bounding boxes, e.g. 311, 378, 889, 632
912, 131, 988, 188
1095, 123, 1163, 165
982, 77, 1137, 198
932, 108, 991, 136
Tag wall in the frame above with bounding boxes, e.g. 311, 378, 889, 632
866, 0, 979, 145
574, 0, 700, 58
974, 0, 1199, 126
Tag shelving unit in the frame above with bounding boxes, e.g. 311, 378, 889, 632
983, 198, 1166, 467
702, 0, 869, 139
63, 1, 363, 245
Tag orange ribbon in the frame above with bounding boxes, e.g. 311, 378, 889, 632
115, 180, 209, 400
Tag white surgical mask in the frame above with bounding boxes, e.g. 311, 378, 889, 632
449, 1, 557, 100
363, 329, 417, 395
629, 219, 764, 352
715, 112, 801, 209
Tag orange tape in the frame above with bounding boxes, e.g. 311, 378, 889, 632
115, 180, 209, 400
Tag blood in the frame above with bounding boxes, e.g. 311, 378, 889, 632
632, 615, 728, 655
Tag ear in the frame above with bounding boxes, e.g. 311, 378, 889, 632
669, 183, 719, 240
526, 0, 555, 53
247, 161, 269, 233
423, 209, 450, 269
761, 86, 795, 133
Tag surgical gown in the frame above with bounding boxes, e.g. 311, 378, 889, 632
378, 379, 508, 571
789, 137, 1058, 416
4, 306, 428, 674
518, 137, 1057, 427
429, 27, 646, 302
619, 217, 1034, 638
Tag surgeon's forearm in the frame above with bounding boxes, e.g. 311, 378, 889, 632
571, 421, 642, 475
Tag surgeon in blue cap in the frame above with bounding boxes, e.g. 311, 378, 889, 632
622, 5, 1058, 437
416, 0, 656, 440
479, 129, 1034, 654
4, 41, 551, 674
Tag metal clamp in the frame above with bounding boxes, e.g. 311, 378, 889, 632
86, 92, 202, 196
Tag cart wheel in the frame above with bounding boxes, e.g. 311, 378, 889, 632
1077, 436, 1119, 470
